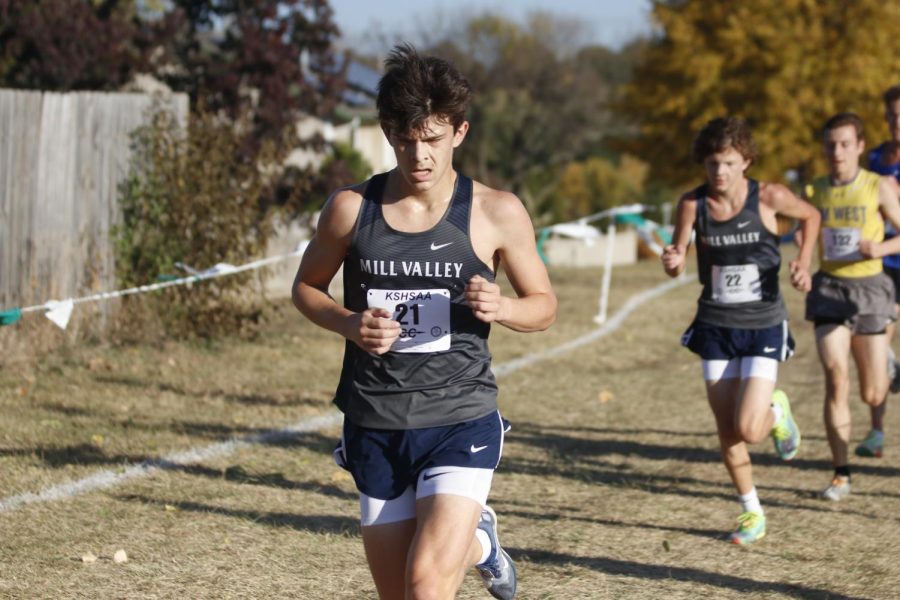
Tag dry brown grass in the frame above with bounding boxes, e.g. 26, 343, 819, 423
1, 258, 898, 599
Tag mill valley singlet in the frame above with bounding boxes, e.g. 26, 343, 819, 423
694, 179, 787, 329
868, 144, 900, 269
334, 172, 498, 430
807, 169, 884, 278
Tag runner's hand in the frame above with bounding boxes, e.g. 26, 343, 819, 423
466, 275, 507, 323
858, 240, 882, 259
661, 245, 685, 275
350, 308, 400, 355
789, 260, 812, 292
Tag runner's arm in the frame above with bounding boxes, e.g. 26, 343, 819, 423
861, 177, 900, 258
292, 189, 400, 354
761, 183, 820, 292
466, 192, 556, 332
661, 194, 696, 278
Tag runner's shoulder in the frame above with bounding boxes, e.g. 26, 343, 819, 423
472, 179, 529, 225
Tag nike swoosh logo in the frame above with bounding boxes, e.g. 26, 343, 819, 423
422, 471, 450, 481
470, 444, 488, 453
430, 242, 453, 251
764, 346, 777, 353
737, 221, 751, 229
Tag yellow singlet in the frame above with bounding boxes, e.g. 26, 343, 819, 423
807, 169, 883, 278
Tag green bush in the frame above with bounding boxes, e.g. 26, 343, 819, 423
115, 108, 278, 339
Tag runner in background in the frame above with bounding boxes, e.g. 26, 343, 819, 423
663, 117, 819, 544
804, 112, 900, 500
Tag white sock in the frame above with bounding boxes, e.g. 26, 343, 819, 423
475, 528, 491, 565
739, 487, 763, 515
771, 403, 783, 427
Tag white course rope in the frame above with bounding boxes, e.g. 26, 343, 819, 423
0, 247, 307, 329
18, 251, 304, 315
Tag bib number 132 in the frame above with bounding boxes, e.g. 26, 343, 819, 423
823, 227, 862, 261
367, 288, 451, 353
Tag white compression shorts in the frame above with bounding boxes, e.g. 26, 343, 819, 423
702, 356, 778, 382
359, 466, 494, 527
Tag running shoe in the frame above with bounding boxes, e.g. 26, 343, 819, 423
476, 506, 517, 600
822, 475, 851, 501
730, 511, 766, 545
771, 390, 801, 460
855, 429, 884, 458
888, 351, 900, 393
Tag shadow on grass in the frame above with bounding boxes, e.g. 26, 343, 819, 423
2, 429, 335, 469
501, 454, 887, 520
175, 464, 356, 500
513, 548, 870, 600
502, 427, 896, 520
537, 424, 716, 438
116, 494, 361, 536
497, 508, 725, 541
510, 421, 900, 478
92, 374, 324, 408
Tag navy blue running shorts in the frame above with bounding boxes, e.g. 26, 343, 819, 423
681, 320, 795, 361
334, 410, 509, 501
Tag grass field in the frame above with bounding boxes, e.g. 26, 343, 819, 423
1, 258, 898, 599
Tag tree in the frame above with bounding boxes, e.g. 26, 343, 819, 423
550, 154, 649, 222
0, 0, 343, 151
0, 0, 146, 89
617, 0, 900, 188
421, 13, 636, 214
150, 0, 343, 148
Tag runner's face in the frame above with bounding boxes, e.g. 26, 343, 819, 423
885, 100, 900, 143
702, 147, 750, 195
386, 116, 468, 193
823, 124, 864, 180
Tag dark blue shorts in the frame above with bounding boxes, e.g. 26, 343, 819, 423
334, 411, 509, 501
681, 320, 795, 361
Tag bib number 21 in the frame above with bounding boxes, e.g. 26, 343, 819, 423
367, 288, 451, 353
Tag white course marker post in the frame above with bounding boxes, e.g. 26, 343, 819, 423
594, 219, 617, 324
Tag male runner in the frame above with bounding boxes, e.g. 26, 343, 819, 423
857, 85, 900, 458
292, 44, 556, 599
805, 112, 900, 500
663, 117, 819, 544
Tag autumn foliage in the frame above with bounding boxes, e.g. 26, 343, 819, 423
618, 0, 900, 187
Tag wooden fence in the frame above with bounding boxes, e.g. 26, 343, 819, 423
0, 89, 188, 325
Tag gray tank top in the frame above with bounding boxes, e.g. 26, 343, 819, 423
694, 179, 788, 328
334, 172, 499, 429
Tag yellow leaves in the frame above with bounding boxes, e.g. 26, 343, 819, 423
557, 155, 650, 220
619, 1, 900, 187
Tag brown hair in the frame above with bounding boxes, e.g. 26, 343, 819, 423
376, 43, 472, 138
883, 85, 900, 107
692, 117, 758, 164
822, 112, 864, 141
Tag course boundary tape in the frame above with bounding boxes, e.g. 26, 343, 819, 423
0, 274, 694, 514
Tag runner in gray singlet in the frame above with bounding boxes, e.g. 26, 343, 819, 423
292, 44, 556, 599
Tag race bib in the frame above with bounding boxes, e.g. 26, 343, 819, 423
367, 288, 451, 353
711, 264, 762, 304
823, 227, 862, 261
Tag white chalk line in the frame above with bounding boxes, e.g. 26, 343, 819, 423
0, 274, 693, 514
